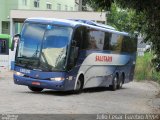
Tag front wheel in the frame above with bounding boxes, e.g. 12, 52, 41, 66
74, 78, 83, 93
28, 86, 43, 92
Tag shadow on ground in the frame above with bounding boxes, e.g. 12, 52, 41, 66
20, 87, 127, 96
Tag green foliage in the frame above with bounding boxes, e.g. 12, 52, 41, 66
83, 0, 113, 11
117, 0, 160, 63
107, 3, 146, 34
135, 52, 160, 84
88, 0, 160, 65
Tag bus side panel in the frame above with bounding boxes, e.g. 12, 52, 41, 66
76, 52, 132, 89
0, 55, 9, 71
128, 53, 137, 82
81, 65, 115, 88
119, 53, 137, 83
64, 66, 80, 91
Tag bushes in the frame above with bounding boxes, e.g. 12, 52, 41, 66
134, 52, 160, 84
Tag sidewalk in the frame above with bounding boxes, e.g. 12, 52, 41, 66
0, 70, 13, 79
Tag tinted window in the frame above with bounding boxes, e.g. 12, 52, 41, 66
82, 28, 90, 49
110, 34, 123, 52
103, 32, 111, 50
122, 36, 137, 53
0, 39, 8, 55
83, 29, 105, 50
73, 27, 84, 49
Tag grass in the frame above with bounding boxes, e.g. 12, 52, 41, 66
134, 52, 160, 84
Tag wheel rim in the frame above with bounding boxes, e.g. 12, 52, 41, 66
119, 80, 123, 87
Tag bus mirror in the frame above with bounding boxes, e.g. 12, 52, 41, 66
72, 46, 78, 58
11, 34, 20, 51
72, 40, 77, 46
68, 46, 79, 70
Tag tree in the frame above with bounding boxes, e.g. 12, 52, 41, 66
107, 3, 145, 35
89, 0, 160, 65
82, 0, 113, 11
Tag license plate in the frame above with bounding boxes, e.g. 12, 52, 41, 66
32, 82, 40, 86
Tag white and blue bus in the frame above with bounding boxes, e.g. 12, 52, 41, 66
13, 18, 137, 92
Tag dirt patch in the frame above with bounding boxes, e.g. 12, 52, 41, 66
156, 92, 160, 98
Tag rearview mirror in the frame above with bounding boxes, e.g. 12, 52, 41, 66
67, 46, 79, 70
11, 34, 20, 51
72, 46, 78, 59
72, 40, 77, 46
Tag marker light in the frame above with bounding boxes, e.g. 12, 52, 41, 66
50, 77, 65, 81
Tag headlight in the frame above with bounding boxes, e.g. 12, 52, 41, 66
50, 77, 65, 81
15, 72, 24, 76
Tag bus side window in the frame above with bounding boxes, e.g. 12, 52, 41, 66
122, 36, 128, 53
73, 27, 83, 49
82, 27, 90, 50
82, 28, 105, 50
103, 32, 111, 50
110, 33, 123, 52
122, 36, 137, 53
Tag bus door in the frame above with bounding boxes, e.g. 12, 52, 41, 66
0, 38, 9, 71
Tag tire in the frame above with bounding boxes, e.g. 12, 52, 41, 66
75, 78, 83, 93
117, 75, 123, 89
28, 86, 43, 92
110, 75, 118, 91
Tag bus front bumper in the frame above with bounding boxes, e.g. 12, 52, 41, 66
13, 74, 65, 91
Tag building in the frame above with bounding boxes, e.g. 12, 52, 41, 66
0, 0, 107, 36
10, 10, 106, 35
137, 36, 151, 56
0, 0, 77, 34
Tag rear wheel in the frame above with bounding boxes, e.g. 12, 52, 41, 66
28, 86, 43, 92
110, 75, 118, 91
117, 76, 123, 89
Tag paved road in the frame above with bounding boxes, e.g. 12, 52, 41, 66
0, 71, 159, 114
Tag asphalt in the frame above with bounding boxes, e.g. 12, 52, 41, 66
0, 71, 159, 114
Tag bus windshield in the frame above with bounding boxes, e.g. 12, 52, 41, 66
16, 23, 73, 72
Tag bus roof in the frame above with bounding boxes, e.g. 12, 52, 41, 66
26, 18, 79, 27
26, 18, 129, 36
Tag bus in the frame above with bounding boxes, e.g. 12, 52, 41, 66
13, 18, 137, 92
0, 34, 11, 71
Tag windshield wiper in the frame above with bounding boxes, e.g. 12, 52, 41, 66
32, 44, 40, 58
15, 62, 25, 68
16, 57, 38, 70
